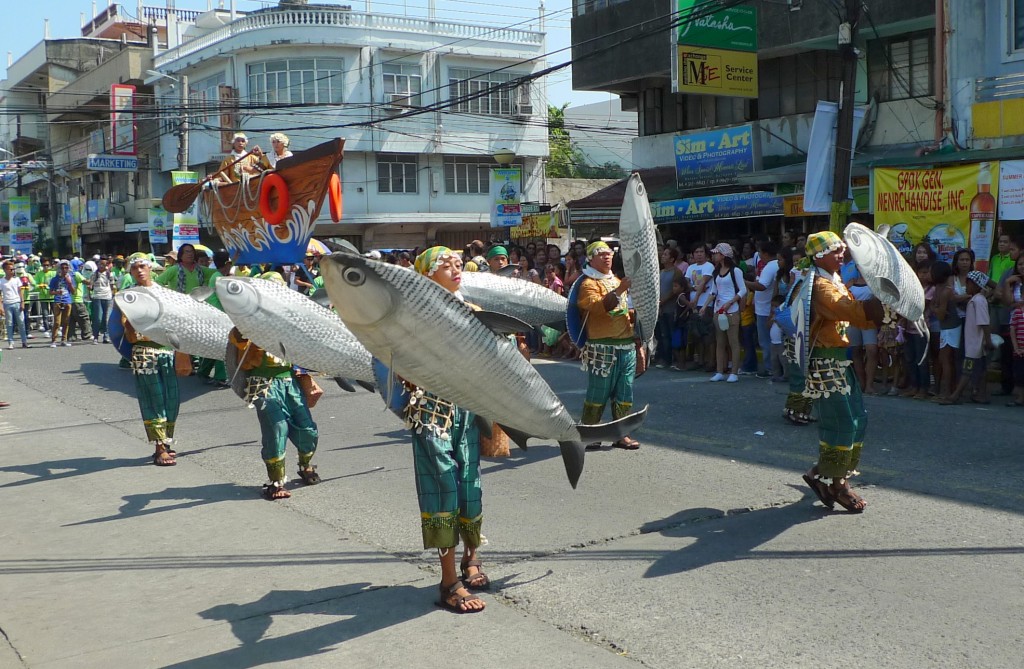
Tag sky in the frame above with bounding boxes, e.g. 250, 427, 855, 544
3, 0, 611, 109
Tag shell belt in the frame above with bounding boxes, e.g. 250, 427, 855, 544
404, 387, 455, 439
802, 356, 853, 399
243, 375, 278, 408
130, 346, 172, 374
581, 342, 632, 377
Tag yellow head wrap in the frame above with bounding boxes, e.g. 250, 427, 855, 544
586, 241, 613, 259
414, 246, 457, 276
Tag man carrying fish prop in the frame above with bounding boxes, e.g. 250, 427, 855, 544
577, 240, 642, 451
800, 232, 884, 513
226, 273, 321, 501
120, 253, 181, 467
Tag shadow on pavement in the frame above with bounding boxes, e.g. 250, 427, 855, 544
63, 481, 253, 526
639, 497, 822, 578
76, 362, 221, 403
162, 582, 430, 669
0, 456, 142, 489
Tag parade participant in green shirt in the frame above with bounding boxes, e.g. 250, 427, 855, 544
34, 258, 56, 336
196, 250, 232, 386
155, 244, 209, 294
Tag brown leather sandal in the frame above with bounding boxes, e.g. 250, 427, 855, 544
830, 484, 867, 513
437, 580, 484, 613
460, 558, 491, 590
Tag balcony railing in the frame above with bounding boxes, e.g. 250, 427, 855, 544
975, 72, 1024, 103
154, 7, 543, 68
82, 3, 201, 37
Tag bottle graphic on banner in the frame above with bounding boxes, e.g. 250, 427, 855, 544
969, 162, 997, 272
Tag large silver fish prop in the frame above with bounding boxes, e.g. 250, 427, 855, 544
618, 173, 659, 355
213, 276, 375, 384
844, 221, 929, 362
114, 285, 233, 360
459, 270, 568, 327
319, 253, 648, 488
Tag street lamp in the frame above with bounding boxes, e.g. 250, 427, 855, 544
146, 69, 189, 171
491, 148, 515, 166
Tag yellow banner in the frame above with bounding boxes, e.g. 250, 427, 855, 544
676, 46, 757, 98
510, 212, 557, 239
874, 163, 999, 268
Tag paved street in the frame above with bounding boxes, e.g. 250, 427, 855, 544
1, 340, 1023, 668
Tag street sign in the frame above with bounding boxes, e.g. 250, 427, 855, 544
87, 154, 139, 171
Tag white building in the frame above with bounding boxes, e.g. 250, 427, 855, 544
563, 100, 636, 172
150, 2, 550, 250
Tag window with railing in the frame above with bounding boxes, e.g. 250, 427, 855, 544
383, 63, 422, 107
190, 71, 227, 124
443, 156, 492, 194
247, 59, 344, 105
448, 68, 523, 115
868, 31, 934, 102
377, 153, 418, 194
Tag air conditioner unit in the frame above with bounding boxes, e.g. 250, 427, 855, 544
385, 93, 408, 112
514, 103, 533, 118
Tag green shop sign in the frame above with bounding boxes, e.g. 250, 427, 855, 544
677, 1, 758, 52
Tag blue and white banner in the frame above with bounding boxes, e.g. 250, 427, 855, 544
803, 101, 866, 213
652, 190, 782, 223
490, 167, 523, 228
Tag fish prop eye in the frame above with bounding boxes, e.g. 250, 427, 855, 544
122, 293, 137, 303
226, 281, 244, 295
342, 267, 366, 286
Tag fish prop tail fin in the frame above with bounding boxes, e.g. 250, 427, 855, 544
575, 404, 649, 443
334, 377, 357, 393
558, 440, 585, 489
496, 424, 531, 452
495, 424, 585, 488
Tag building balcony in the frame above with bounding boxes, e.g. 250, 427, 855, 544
47, 47, 153, 121
153, 7, 543, 69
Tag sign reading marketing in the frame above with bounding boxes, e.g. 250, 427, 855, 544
87, 154, 139, 171
674, 124, 759, 189
652, 190, 782, 223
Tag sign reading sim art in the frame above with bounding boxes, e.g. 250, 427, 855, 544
673, 124, 759, 189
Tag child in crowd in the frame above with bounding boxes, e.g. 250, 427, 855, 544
941, 270, 993, 405
767, 293, 786, 382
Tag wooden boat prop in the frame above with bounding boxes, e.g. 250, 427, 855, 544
198, 138, 344, 265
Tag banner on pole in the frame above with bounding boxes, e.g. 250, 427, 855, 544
170, 171, 200, 249
8, 196, 34, 255
490, 167, 522, 228
148, 207, 169, 245
804, 101, 867, 213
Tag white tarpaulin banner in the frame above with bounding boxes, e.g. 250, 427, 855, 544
803, 101, 866, 213
999, 160, 1024, 220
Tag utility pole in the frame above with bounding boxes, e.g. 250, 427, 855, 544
829, 0, 862, 234
177, 74, 189, 171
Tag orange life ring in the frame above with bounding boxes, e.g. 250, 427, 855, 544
258, 173, 290, 226
328, 172, 343, 222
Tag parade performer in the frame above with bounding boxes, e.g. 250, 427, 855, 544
156, 243, 209, 294
406, 246, 487, 613
800, 232, 883, 513
577, 241, 641, 450
228, 273, 320, 501
122, 253, 180, 466
196, 250, 232, 387
213, 133, 262, 184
